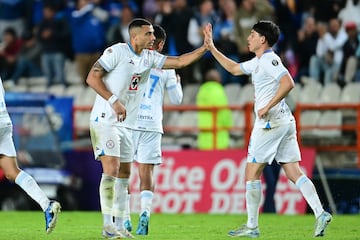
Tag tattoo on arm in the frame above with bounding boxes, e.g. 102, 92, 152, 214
93, 61, 104, 72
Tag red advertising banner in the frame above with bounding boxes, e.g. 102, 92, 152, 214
129, 148, 316, 214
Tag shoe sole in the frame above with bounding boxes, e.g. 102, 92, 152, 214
46, 202, 61, 234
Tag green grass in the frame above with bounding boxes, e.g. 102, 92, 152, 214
0, 212, 359, 239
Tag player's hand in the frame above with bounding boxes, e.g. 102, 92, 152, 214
258, 106, 269, 119
203, 23, 214, 50
112, 101, 127, 122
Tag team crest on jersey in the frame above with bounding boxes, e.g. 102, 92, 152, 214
106, 140, 115, 149
272, 60, 279, 66
129, 73, 141, 90
106, 48, 113, 54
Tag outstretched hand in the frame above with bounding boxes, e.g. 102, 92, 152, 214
203, 23, 215, 50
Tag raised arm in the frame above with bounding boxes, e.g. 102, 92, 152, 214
204, 23, 244, 76
162, 45, 207, 69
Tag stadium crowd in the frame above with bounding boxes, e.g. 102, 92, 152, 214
0, 0, 359, 88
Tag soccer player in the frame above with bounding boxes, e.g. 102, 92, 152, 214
0, 77, 61, 234
86, 18, 206, 239
203, 20, 332, 238
119, 24, 183, 235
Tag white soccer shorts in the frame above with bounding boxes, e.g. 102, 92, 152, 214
0, 124, 17, 157
90, 121, 133, 163
131, 129, 162, 165
247, 122, 301, 164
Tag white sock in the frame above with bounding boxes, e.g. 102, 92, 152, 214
124, 194, 131, 221
113, 178, 129, 231
296, 175, 324, 218
246, 180, 261, 229
140, 190, 153, 217
99, 174, 116, 226
15, 171, 50, 211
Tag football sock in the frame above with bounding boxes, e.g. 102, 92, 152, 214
296, 175, 324, 218
15, 170, 50, 211
246, 180, 261, 229
99, 174, 115, 226
124, 194, 131, 221
140, 190, 153, 217
113, 178, 129, 230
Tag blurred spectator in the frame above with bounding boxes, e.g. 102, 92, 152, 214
154, 0, 198, 84
69, 0, 107, 85
190, 0, 220, 77
213, 0, 241, 85
312, 0, 344, 23
339, 21, 359, 84
233, 0, 274, 85
271, 0, 303, 52
11, 30, 43, 84
142, 0, 158, 21
338, 0, 360, 31
196, 69, 233, 150
107, 0, 139, 26
0, 0, 27, 41
309, 18, 348, 85
294, 16, 318, 84
106, 4, 134, 45
0, 27, 23, 81
37, 4, 70, 86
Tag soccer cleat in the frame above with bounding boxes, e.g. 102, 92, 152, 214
228, 224, 260, 238
118, 229, 135, 238
102, 225, 123, 239
136, 212, 149, 235
124, 219, 133, 232
314, 211, 332, 237
44, 200, 61, 234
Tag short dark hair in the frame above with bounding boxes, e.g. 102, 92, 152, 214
252, 20, 280, 47
153, 25, 166, 42
128, 18, 152, 31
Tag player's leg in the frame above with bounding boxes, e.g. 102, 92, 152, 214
0, 126, 60, 234
229, 127, 281, 238
282, 161, 332, 237
90, 122, 125, 238
278, 123, 332, 237
136, 162, 154, 235
228, 162, 265, 238
123, 185, 132, 232
134, 131, 161, 235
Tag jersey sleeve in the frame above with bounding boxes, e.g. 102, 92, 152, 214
240, 57, 257, 75
165, 70, 183, 105
98, 44, 124, 72
262, 54, 289, 81
152, 50, 167, 69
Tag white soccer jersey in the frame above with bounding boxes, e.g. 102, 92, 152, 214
240, 49, 294, 129
90, 43, 166, 125
0, 78, 12, 125
123, 68, 183, 133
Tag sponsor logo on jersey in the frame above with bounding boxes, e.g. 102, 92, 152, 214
272, 59, 279, 66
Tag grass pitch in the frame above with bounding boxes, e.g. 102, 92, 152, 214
0, 211, 359, 240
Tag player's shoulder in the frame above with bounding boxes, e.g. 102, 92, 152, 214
103, 42, 128, 54
261, 51, 282, 67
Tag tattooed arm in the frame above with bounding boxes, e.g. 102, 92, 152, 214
86, 61, 127, 121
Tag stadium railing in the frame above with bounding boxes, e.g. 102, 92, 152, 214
72, 103, 360, 168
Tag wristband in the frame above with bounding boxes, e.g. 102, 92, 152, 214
107, 95, 118, 105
